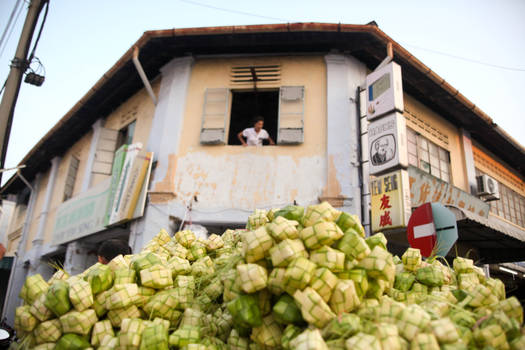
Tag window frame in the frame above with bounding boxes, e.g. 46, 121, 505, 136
63, 155, 80, 202
407, 127, 451, 182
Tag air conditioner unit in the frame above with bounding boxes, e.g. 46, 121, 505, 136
477, 174, 500, 200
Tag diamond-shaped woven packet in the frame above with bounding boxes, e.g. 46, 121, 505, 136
85, 263, 114, 294
34, 318, 62, 344
174, 230, 196, 248
335, 228, 370, 261
289, 328, 328, 350
283, 257, 317, 295
396, 304, 431, 341
247, 209, 269, 230
467, 284, 498, 308
119, 318, 147, 350
366, 232, 387, 250
167, 255, 191, 276
458, 272, 479, 291
154, 228, 172, 245
267, 216, 300, 241
206, 233, 225, 251
402, 248, 421, 271
92, 290, 110, 317
191, 256, 215, 277
394, 271, 415, 292
131, 252, 163, 275
358, 246, 395, 284
114, 268, 137, 285
168, 325, 201, 348
453, 257, 474, 274
108, 254, 129, 271
139, 322, 169, 350
325, 338, 346, 350
29, 292, 53, 322
310, 246, 345, 272
187, 241, 207, 261
90, 320, 114, 347
68, 277, 93, 311
335, 212, 362, 235
237, 263, 268, 294
270, 238, 307, 267
293, 287, 335, 328
242, 226, 274, 263
329, 279, 360, 314
281, 324, 302, 350
485, 277, 506, 301
299, 221, 343, 250
265, 267, 285, 296
179, 308, 203, 328
345, 332, 381, 350
251, 314, 283, 347
309, 267, 338, 302
107, 304, 141, 327
55, 333, 91, 350
47, 270, 69, 285
302, 201, 339, 227
430, 317, 459, 344
44, 280, 72, 317
222, 268, 242, 302
322, 313, 361, 340
140, 264, 173, 289
410, 333, 440, 350
59, 309, 98, 335
272, 293, 303, 325
370, 323, 402, 350
227, 329, 250, 350
346, 268, 369, 298
496, 296, 523, 324
14, 305, 38, 333
20, 274, 49, 305
106, 283, 140, 310
365, 278, 388, 299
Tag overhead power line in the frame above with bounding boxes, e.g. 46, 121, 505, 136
0, 0, 25, 59
179, 0, 290, 23
402, 43, 525, 72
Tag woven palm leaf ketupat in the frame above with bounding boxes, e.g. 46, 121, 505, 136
10, 200, 525, 349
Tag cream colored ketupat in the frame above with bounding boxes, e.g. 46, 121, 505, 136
10, 201, 525, 349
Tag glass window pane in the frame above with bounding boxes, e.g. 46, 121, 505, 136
431, 166, 440, 177
408, 154, 418, 167
429, 142, 438, 155
439, 148, 448, 160
419, 138, 428, 150
420, 160, 430, 173
430, 155, 439, 167
419, 149, 429, 162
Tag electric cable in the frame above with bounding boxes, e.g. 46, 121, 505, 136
0, 0, 25, 59
0, 0, 24, 53
179, 0, 289, 22
27, 0, 49, 63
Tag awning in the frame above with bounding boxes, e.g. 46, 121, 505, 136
0, 256, 13, 270
449, 207, 525, 264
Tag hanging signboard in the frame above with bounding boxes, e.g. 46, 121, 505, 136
408, 166, 490, 218
368, 112, 408, 175
366, 61, 404, 120
370, 169, 411, 232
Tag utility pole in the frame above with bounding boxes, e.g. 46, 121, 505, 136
0, 0, 48, 183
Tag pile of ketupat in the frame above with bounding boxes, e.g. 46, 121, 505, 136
12, 201, 525, 350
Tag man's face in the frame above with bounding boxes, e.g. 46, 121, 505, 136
377, 139, 388, 156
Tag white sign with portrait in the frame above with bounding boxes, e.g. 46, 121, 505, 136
368, 112, 408, 175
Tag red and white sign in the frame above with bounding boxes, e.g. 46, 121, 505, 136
407, 203, 436, 257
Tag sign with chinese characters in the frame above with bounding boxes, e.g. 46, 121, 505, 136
366, 62, 403, 120
371, 169, 411, 232
368, 112, 408, 175
408, 166, 490, 218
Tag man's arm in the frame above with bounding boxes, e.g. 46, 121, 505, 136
237, 131, 248, 146
0, 243, 6, 260
268, 136, 275, 145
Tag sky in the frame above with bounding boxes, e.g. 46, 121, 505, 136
0, 0, 524, 184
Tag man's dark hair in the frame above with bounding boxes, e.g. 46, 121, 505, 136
253, 116, 264, 125
97, 239, 132, 262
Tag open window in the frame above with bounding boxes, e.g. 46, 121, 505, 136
200, 86, 304, 145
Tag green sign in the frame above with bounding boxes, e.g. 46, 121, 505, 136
52, 178, 111, 245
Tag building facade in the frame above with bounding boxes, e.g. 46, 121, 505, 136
1, 23, 524, 323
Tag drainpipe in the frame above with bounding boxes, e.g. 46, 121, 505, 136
358, 87, 371, 237
375, 42, 394, 71
132, 46, 157, 105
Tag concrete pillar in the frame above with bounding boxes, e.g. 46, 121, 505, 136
147, 56, 194, 188
63, 241, 97, 276
460, 129, 478, 195
324, 53, 367, 216
2, 174, 41, 325
81, 119, 104, 192
129, 203, 173, 253
28, 156, 61, 271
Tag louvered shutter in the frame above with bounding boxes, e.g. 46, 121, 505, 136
200, 88, 230, 144
92, 128, 119, 174
278, 86, 304, 144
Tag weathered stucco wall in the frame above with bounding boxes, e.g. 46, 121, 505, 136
403, 94, 468, 191
151, 56, 328, 218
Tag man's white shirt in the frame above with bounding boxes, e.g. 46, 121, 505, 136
242, 127, 269, 146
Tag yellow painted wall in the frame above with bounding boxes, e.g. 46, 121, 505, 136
403, 94, 468, 191
91, 80, 159, 187
152, 56, 328, 208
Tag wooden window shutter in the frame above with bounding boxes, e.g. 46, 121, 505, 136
200, 88, 230, 144
63, 156, 80, 201
278, 86, 304, 144
92, 128, 119, 175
